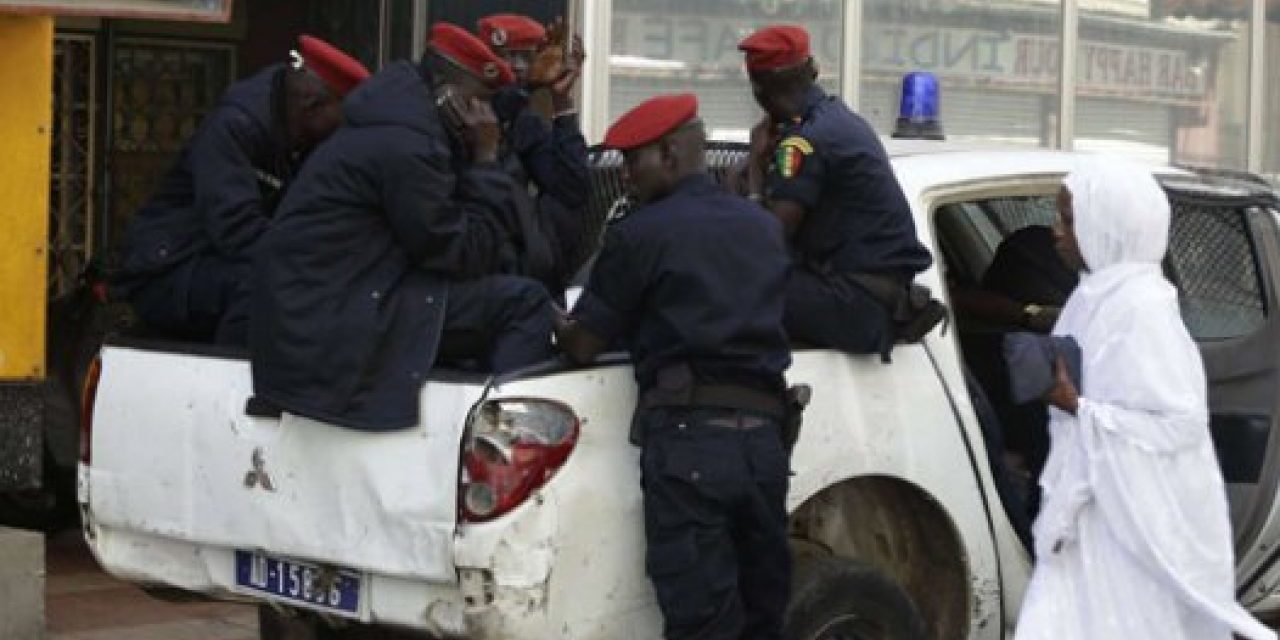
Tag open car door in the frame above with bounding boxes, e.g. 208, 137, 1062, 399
1159, 175, 1280, 606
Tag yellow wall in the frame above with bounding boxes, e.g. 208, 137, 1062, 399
0, 15, 52, 380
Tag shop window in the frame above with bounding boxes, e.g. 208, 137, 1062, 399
609, 0, 844, 141
860, 0, 1062, 147
1075, 3, 1252, 170
1264, 3, 1280, 183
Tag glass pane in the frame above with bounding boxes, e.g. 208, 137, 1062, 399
609, 0, 844, 141
860, 0, 1062, 147
429, 0, 566, 29
1264, 3, 1280, 183
1075, 1, 1251, 169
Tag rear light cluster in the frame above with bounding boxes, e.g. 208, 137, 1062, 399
79, 356, 102, 465
459, 399, 579, 523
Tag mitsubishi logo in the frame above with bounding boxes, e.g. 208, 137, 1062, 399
243, 447, 276, 491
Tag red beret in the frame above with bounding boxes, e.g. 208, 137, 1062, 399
429, 22, 516, 88
738, 25, 811, 73
603, 94, 698, 151
297, 35, 370, 97
477, 14, 546, 51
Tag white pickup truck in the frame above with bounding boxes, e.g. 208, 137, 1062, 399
80, 145, 1280, 640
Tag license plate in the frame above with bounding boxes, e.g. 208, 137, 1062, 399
234, 550, 361, 615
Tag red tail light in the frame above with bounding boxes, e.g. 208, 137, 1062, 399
459, 399, 579, 523
79, 356, 102, 465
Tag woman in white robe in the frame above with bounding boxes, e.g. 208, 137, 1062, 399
1013, 158, 1276, 640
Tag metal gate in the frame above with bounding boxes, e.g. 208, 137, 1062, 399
49, 33, 96, 300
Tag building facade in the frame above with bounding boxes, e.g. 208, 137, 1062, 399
18, 0, 1280, 303
589, 0, 1271, 175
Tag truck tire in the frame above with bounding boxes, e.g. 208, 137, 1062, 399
784, 555, 928, 640
259, 605, 428, 640
258, 605, 320, 640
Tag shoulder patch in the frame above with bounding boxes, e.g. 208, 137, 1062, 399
779, 135, 814, 155
775, 135, 813, 179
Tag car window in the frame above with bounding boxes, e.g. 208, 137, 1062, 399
1166, 203, 1269, 341
935, 191, 1270, 342
935, 195, 1058, 287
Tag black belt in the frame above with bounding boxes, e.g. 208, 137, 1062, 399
639, 384, 787, 422
845, 272, 908, 311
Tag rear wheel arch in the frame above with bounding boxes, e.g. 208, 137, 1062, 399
788, 474, 972, 640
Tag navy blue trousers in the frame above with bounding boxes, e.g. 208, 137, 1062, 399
639, 407, 791, 640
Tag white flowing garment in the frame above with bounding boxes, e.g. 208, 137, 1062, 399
1012, 158, 1276, 640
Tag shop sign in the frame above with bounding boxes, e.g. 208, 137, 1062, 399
613, 11, 1212, 100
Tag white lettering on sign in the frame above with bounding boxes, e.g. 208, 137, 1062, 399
611, 12, 843, 67
611, 12, 1212, 101
1011, 36, 1204, 97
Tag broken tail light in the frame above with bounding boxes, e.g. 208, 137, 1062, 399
79, 356, 102, 465
459, 399, 579, 523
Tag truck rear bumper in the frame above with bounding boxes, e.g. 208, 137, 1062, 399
83, 521, 476, 636
79, 463, 572, 639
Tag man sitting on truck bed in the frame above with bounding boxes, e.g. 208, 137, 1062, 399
249, 24, 556, 432
737, 25, 936, 360
111, 36, 369, 344
556, 94, 794, 640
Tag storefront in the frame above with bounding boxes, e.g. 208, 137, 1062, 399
9, 0, 1279, 302
596, 0, 1258, 171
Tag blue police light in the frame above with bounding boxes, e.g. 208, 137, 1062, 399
892, 71, 946, 141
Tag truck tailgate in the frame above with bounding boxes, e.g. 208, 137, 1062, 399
85, 345, 484, 583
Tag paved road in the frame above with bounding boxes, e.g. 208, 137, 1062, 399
47, 531, 256, 640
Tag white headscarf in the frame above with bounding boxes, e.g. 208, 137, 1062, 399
1053, 157, 1205, 453
1024, 156, 1274, 640
1063, 157, 1170, 271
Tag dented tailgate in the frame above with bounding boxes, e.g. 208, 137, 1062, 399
84, 345, 486, 584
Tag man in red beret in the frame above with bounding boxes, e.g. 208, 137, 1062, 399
737, 25, 938, 361
113, 35, 369, 345
249, 23, 557, 433
477, 14, 590, 300
557, 94, 793, 640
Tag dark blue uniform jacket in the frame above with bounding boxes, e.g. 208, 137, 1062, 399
493, 88, 591, 291
114, 64, 295, 292
250, 61, 518, 431
767, 86, 932, 279
574, 174, 792, 394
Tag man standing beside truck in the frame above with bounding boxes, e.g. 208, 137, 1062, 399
556, 94, 793, 640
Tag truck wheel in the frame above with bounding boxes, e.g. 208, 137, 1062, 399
259, 605, 424, 640
784, 555, 928, 640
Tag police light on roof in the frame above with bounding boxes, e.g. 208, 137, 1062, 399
892, 71, 946, 141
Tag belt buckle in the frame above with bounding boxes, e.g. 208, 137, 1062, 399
704, 415, 768, 430
705, 416, 740, 430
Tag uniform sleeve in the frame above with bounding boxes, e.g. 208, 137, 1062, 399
379, 148, 517, 279
190, 107, 271, 258
765, 133, 824, 210
518, 112, 590, 209
571, 226, 646, 342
